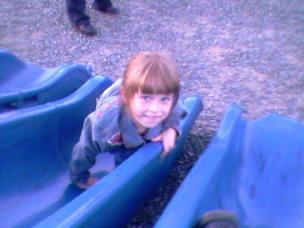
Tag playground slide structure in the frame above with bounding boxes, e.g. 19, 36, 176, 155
34, 95, 202, 228
0, 76, 113, 228
0, 64, 203, 227
0, 49, 94, 112
155, 104, 304, 228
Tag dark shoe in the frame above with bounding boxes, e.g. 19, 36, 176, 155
76, 23, 97, 36
93, 4, 120, 14
101, 6, 120, 14
74, 177, 100, 189
195, 210, 238, 228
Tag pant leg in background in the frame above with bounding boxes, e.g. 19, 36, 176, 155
92, 0, 112, 10
66, 0, 90, 26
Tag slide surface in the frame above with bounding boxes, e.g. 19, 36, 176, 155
155, 104, 304, 228
34, 95, 203, 228
0, 76, 113, 228
0, 73, 203, 228
0, 49, 94, 112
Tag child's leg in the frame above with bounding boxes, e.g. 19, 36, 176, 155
75, 177, 100, 189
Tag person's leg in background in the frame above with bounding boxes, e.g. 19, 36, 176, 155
66, 0, 97, 36
92, 0, 119, 14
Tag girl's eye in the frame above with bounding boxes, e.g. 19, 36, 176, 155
161, 97, 172, 103
141, 95, 151, 101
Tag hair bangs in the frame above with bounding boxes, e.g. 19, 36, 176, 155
138, 65, 179, 95
122, 51, 180, 106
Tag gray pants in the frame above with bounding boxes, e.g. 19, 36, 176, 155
66, 0, 112, 26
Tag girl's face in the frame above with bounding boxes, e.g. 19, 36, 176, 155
127, 91, 174, 133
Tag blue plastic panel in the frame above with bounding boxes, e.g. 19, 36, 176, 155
155, 104, 304, 228
0, 76, 113, 228
0, 49, 95, 112
33, 95, 203, 228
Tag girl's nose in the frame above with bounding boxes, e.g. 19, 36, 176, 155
148, 100, 160, 112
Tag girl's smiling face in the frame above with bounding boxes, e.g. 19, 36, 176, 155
127, 91, 174, 133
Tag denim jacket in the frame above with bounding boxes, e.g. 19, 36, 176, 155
69, 79, 186, 183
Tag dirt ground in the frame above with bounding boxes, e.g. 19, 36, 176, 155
0, 0, 303, 227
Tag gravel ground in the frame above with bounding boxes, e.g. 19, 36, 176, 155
1, 0, 303, 227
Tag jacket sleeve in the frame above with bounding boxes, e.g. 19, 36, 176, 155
69, 114, 106, 183
162, 100, 187, 136
96, 79, 122, 109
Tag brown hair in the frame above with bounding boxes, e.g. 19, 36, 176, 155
121, 51, 180, 107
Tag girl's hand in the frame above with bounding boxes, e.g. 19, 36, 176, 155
151, 127, 178, 157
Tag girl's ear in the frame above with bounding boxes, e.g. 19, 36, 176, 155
120, 86, 128, 104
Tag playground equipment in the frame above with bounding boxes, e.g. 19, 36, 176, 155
0, 62, 203, 227
34, 95, 202, 228
0, 49, 94, 112
155, 104, 304, 228
0, 76, 113, 228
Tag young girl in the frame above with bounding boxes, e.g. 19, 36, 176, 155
69, 51, 186, 189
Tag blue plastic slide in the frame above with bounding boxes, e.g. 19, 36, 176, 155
0, 49, 94, 112
155, 104, 304, 228
0, 76, 113, 228
0, 76, 203, 228
33, 95, 202, 228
